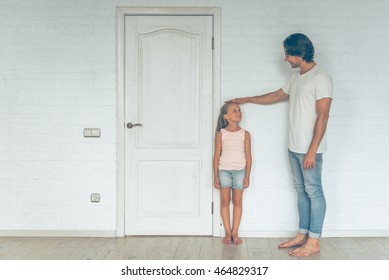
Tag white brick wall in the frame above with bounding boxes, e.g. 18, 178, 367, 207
1, 0, 388, 236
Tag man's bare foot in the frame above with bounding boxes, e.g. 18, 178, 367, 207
289, 238, 320, 257
278, 233, 308, 248
222, 234, 232, 244
232, 234, 242, 245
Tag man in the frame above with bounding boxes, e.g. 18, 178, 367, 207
229, 33, 333, 257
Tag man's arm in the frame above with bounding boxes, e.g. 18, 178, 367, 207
227, 88, 289, 105
304, 97, 332, 169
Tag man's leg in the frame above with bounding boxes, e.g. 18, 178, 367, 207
278, 150, 310, 248
289, 153, 326, 256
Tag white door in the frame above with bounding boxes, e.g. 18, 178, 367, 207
124, 15, 213, 235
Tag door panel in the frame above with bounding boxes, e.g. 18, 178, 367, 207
137, 161, 200, 217
138, 29, 200, 148
124, 15, 213, 235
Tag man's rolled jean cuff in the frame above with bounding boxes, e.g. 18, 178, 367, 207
299, 228, 321, 239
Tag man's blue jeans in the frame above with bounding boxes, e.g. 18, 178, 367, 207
288, 150, 326, 238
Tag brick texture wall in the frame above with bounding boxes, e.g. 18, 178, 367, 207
1, 0, 388, 236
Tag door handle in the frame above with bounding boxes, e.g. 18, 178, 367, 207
127, 122, 142, 129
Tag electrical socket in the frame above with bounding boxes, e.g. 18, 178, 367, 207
90, 193, 100, 203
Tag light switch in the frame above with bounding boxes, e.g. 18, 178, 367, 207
91, 128, 101, 137
83, 128, 92, 137
83, 128, 101, 138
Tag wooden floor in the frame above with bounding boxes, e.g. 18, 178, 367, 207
0, 236, 388, 260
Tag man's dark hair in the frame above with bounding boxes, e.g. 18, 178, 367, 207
283, 33, 315, 62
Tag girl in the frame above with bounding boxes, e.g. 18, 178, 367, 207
213, 102, 252, 244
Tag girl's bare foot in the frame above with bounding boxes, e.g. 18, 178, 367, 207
278, 233, 308, 248
222, 234, 232, 244
232, 234, 242, 245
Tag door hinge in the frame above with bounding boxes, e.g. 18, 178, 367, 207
211, 201, 214, 215
212, 37, 214, 50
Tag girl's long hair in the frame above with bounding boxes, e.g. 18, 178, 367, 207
216, 102, 232, 132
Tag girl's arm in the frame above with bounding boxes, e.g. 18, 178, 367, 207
213, 131, 222, 189
243, 131, 252, 188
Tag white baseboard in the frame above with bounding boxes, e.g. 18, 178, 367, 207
216, 230, 389, 238
322, 230, 389, 237
0, 230, 116, 237
1, 229, 388, 238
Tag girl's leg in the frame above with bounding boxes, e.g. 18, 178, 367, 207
231, 189, 243, 244
220, 187, 232, 244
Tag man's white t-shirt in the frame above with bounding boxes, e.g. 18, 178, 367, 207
282, 65, 333, 154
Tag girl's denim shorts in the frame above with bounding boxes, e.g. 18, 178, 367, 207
218, 169, 246, 190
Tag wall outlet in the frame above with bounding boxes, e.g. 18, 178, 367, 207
90, 193, 100, 203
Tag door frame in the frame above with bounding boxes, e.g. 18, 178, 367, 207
116, 7, 221, 237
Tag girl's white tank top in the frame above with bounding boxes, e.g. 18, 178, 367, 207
218, 128, 246, 171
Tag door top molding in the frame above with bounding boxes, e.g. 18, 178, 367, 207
117, 7, 221, 16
